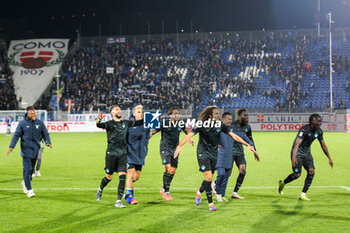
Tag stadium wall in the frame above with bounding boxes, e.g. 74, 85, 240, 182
1, 112, 350, 133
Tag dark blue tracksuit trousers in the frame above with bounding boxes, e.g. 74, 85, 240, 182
215, 167, 231, 197
23, 157, 37, 190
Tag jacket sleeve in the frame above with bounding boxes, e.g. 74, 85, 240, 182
232, 128, 254, 146
246, 126, 255, 149
9, 122, 23, 148
97, 121, 109, 129
41, 122, 51, 145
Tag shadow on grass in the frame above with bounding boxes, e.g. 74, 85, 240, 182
5, 189, 204, 233
7, 199, 151, 233
249, 198, 350, 233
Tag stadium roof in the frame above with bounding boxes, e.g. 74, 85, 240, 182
1, 0, 350, 39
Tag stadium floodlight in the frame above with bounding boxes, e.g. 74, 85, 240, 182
328, 12, 334, 113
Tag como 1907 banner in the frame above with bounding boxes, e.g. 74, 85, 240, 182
8, 39, 69, 108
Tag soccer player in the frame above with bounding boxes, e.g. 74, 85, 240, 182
151, 107, 194, 201
230, 109, 257, 199
216, 111, 258, 202
6, 116, 12, 136
32, 140, 44, 177
7, 106, 52, 198
174, 106, 259, 211
278, 113, 333, 200
125, 105, 150, 205
95, 105, 143, 208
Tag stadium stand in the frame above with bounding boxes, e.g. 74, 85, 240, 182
1, 31, 350, 113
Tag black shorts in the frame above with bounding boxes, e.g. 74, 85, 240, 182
291, 153, 315, 173
233, 154, 247, 167
127, 163, 143, 171
104, 154, 127, 174
161, 150, 179, 168
197, 154, 216, 173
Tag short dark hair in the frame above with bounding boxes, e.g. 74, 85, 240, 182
26, 106, 35, 112
237, 109, 247, 117
309, 113, 321, 123
109, 105, 119, 113
222, 112, 232, 118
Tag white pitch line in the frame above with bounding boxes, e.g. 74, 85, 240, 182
340, 186, 350, 191
0, 186, 349, 191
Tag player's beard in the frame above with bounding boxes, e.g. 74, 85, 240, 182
115, 113, 122, 119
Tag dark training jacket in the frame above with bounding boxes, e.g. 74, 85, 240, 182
127, 116, 151, 165
10, 114, 51, 158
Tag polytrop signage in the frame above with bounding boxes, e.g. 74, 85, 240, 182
259, 123, 306, 131
248, 113, 350, 132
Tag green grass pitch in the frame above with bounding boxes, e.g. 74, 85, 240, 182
1, 132, 350, 233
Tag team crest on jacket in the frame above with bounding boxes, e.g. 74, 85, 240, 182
35, 125, 40, 129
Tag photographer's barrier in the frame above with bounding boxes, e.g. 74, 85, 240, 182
1, 113, 349, 133
0, 121, 104, 133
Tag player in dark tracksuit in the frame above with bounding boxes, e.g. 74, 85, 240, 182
174, 106, 259, 211
279, 114, 333, 200
7, 106, 52, 198
216, 112, 257, 202
151, 107, 194, 201
125, 105, 150, 205
95, 105, 143, 208
230, 109, 258, 199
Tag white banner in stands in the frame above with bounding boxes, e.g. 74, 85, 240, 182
67, 114, 113, 122
8, 39, 69, 108
106, 67, 114, 74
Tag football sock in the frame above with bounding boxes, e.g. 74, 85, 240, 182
234, 173, 246, 193
117, 175, 126, 200
100, 177, 111, 190
199, 180, 207, 193
125, 189, 134, 197
204, 181, 213, 204
302, 174, 314, 193
163, 173, 174, 192
283, 173, 298, 184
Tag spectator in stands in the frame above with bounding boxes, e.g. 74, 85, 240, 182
0, 43, 17, 110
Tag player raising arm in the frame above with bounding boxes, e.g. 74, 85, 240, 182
95, 105, 143, 208
174, 106, 258, 211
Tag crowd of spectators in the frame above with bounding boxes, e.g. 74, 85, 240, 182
0, 43, 17, 110
1, 32, 349, 112
59, 39, 206, 112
